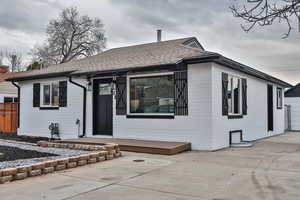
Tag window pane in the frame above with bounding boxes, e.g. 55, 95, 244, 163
130, 75, 174, 114
43, 85, 50, 105
99, 83, 112, 95
227, 78, 232, 113
233, 78, 240, 114
4, 97, 13, 103
52, 83, 59, 106
278, 88, 282, 108
227, 76, 241, 115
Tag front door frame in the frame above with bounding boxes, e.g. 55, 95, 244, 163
93, 78, 113, 136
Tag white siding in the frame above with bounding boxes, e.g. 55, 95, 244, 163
17, 62, 286, 150
19, 77, 84, 139
285, 97, 300, 130
211, 63, 285, 150
85, 63, 213, 150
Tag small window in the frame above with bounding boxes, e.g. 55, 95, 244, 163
4, 97, 13, 103
129, 74, 174, 115
51, 83, 59, 106
277, 87, 283, 109
41, 82, 59, 107
227, 75, 242, 115
99, 83, 112, 95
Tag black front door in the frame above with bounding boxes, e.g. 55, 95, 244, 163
93, 79, 113, 135
267, 84, 274, 131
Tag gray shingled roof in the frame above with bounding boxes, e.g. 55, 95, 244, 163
13, 37, 213, 79
8, 37, 291, 87
285, 83, 300, 97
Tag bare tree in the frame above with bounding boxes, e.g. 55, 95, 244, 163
32, 7, 106, 65
0, 51, 4, 65
6, 52, 22, 72
230, 0, 300, 38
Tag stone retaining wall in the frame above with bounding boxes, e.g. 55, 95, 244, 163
0, 141, 121, 184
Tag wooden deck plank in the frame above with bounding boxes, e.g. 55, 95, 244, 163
59, 138, 191, 155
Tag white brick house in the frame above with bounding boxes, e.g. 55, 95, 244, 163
8, 37, 291, 150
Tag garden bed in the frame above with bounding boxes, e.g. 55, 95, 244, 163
0, 145, 57, 162
0, 140, 121, 184
0, 132, 51, 144
0, 141, 89, 169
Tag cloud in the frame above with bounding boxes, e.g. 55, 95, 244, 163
0, 0, 62, 33
0, 0, 299, 84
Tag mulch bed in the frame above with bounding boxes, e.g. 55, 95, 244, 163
0, 145, 57, 162
0, 132, 51, 144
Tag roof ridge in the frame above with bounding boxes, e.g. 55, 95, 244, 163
104, 37, 195, 52
45, 37, 197, 68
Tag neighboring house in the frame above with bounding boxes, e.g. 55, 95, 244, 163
285, 84, 300, 130
7, 37, 291, 150
0, 66, 27, 103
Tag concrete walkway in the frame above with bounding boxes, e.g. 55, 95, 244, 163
1, 132, 300, 200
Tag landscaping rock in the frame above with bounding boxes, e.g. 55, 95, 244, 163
78, 155, 89, 161
43, 167, 55, 174
57, 159, 69, 165
15, 172, 27, 180
106, 154, 114, 160
67, 162, 77, 168
55, 164, 66, 171
0, 175, 13, 183
88, 158, 97, 164
69, 156, 80, 162
31, 163, 45, 170
97, 156, 106, 162
77, 160, 87, 166
89, 152, 99, 159
44, 160, 57, 167
16, 165, 32, 173
98, 151, 108, 156
1, 168, 18, 176
29, 169, 42, 177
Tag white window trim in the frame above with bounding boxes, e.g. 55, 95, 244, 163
228, 74, 242, 116
40, 82, 59, 107
126, 72, 175, 116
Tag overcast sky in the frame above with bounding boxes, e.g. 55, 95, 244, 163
0, 0, 300, 84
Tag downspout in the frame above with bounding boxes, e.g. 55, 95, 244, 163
68, 77, 86, 137
11, 81, 20, 128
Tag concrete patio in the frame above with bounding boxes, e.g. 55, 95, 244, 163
1, 132, 300, 200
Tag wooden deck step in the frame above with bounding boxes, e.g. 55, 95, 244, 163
59, 138, 191, 155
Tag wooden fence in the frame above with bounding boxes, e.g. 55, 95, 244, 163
0, 102, 17, 133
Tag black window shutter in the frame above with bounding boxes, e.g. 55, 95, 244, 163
33, 83, 40, 107
222, 73, 228, 116
59, 81, 67, 107
242, 78, 247, 115
116, 76, 127, 115
175, 71, 188, 115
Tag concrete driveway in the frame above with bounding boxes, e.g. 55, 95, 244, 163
1, 132, 300, 200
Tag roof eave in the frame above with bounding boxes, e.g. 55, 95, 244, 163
184, 55, 292, 88
68, 63, 184, 77
6, 71, 75, 82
